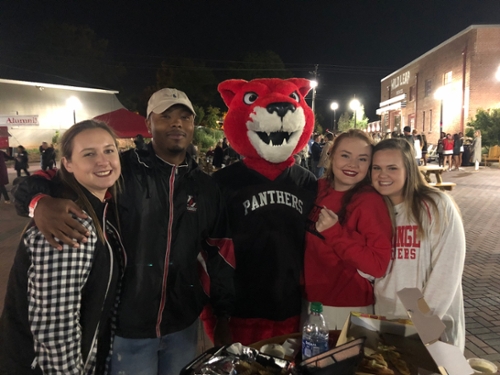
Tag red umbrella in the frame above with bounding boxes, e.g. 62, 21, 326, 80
93, 108, 148, 138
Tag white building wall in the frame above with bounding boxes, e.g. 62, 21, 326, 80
0, 80, 124, 148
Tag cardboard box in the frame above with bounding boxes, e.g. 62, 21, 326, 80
337, 288, 473, 375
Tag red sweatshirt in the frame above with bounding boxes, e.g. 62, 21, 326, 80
443, 138, 454, 151
304, 179, 392, 307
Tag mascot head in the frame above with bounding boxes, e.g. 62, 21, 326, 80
218, 78, 314, 180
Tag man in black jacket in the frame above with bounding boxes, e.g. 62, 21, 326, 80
14, 88, 234, 375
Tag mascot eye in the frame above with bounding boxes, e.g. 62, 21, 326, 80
243, 92, 258, 105
290, 92, 300, 102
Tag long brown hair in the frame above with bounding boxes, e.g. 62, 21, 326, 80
322, 129, 374, 225
372, 138, 445, 238
59, 120, 121, 242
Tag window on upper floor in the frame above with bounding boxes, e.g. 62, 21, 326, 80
425, 79, 432, 97
409, 85, 416, 101
445, 71, 452, 84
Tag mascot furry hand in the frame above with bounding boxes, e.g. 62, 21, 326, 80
218, 78, 314, 180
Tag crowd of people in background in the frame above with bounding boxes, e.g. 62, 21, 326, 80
293, 125, 481, 179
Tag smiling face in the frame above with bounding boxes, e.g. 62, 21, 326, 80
330, 137, 372, 191
371, 149, 406, 205
63, 128, 121, 201
147, 104, 194, 163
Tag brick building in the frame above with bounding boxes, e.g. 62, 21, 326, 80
377, 25, 500, 144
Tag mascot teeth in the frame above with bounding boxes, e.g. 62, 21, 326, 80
257, 131, 293, 146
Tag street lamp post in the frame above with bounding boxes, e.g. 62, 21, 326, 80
66, 96, 82, 125
330, 102, 338, 132
310, 80, 318, 115
349, 98, 361, 129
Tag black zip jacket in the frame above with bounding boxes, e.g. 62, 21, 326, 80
0, 185, 125, 375
13, 143, 234, 339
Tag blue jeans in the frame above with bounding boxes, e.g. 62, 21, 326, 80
110, 319, 199, 375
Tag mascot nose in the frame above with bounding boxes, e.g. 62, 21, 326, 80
266, 102, 296, 119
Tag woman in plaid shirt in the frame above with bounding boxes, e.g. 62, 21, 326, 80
0, 120, 126, 374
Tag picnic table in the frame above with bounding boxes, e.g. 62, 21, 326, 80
418, 165, 456, 191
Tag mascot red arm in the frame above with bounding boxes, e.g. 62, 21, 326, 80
218, 78, 314, 179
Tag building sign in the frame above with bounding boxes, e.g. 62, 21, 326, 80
391, 71, 411, 90
0, 115, 39, 126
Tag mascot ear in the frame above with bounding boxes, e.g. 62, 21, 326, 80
286, 78, 312, 99
218, 79, 248, 107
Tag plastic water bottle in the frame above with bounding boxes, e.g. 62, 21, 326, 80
302, 302, 329, 359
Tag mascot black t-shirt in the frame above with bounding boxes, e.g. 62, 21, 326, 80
213, 162, 317, 320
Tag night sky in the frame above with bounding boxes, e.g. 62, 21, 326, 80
1, 0, 500, 121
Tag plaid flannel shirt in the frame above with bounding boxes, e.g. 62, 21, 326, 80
26, 216, 98, 375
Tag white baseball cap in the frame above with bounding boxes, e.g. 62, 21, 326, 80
147, 88, 195, 117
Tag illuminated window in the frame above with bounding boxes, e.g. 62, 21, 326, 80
425, 80, 432, 97
445, 71, 452, 84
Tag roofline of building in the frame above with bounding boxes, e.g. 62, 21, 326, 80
0, 78, 119, 94
380, 24, 500, 82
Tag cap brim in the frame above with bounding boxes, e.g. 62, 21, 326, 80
149, 100, 196, 117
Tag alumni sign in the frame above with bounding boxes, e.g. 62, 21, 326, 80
0, 115, 39, 126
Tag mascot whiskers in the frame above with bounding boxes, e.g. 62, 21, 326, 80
202, 78, 318, 345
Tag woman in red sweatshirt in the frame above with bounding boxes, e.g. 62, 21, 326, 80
304, 129, 393, 329
442, 133, 454, 171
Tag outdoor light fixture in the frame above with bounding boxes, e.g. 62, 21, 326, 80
66, 96, 82, 124
310, 80, 318, 115
496, 65, 500, 81
330, 101, 338, 131
349, 98, 361, 128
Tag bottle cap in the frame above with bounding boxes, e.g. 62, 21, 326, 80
310, 302, 323, 313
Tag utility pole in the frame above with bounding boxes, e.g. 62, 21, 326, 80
309, 64, 319, 115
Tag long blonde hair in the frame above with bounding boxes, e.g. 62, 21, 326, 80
372, 138, 442, 238
59, 120, 121, 242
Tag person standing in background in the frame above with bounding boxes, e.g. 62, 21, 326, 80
14, 146, 30, 177
442, 133, 454, 171
213, 141, 224, 169
310, 134, 323, 178
421, 134, 428, 166
471, 130, 482, 171
411, 129, 422, 166
317, 132, 334, 177
458, 132, 465, 167
452, 134, 463, 171
0, 149, 14, 204
40, 142, 56, 171
437, 132, 446, 167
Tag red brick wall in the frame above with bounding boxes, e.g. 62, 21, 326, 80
379, 26, 500, 145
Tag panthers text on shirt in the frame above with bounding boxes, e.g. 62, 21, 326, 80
243, 190, 303, 215
392, 225, 421, 260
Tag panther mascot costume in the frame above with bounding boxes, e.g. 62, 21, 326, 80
203, 78, 318, 345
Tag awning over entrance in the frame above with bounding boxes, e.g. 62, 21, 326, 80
93, 109, 148, 138
376, 94, 407, 115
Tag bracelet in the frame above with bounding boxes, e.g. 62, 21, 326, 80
29, 194, 49, 218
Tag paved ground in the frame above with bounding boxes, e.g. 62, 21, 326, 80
1, 162, 500, 368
